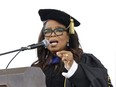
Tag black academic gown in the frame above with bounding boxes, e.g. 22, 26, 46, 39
42, 53, 113, 87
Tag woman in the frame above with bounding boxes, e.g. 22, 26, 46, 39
32, 9, 113, 87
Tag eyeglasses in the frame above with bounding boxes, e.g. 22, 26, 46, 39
43, 28, 67, 37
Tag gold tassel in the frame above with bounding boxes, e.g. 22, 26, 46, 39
69, 18, 75, 34
64, 78, 66, 87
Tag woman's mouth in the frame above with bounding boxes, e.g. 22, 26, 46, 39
49, 40, 58, 47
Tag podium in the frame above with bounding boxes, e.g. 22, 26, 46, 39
0, 67, 46, 87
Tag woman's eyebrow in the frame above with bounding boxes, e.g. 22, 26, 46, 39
44, 25, 66, 30
44, 28, 52, 30
55, 26, 66, 29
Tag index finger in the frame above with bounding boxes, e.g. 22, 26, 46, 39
56, 50, 68, 57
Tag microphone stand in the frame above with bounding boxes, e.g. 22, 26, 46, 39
0, 44, 40, 69
0, 47, 28, 56
0, 39, 49, 56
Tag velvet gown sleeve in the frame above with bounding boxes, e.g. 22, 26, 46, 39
67, 53, 113, 87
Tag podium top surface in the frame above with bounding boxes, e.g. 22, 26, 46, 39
0, 67, 41, 75
0, 67, 46, 87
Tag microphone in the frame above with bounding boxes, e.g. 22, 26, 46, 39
4, 39, 49, 69
27, 39, 49, 50
0, 39, 49, 56
0, 39, 49, 69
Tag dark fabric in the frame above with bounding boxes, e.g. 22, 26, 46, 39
32, 53, 113, 87
79, 54, 109, 87
43, 64, 65, 87
38, 9, 80, 27
68, 64, 90, 87
68, 53, 113, 87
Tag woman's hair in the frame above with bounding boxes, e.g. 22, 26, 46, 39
31, 22, 83, 72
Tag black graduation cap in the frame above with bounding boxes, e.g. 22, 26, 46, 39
38, 9, 80, 34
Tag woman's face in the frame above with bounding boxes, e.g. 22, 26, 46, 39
44, 20, 69, 53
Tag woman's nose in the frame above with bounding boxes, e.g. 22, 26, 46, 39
50, 31, 57, 37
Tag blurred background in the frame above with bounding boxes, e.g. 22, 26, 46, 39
0, 0, 115, 86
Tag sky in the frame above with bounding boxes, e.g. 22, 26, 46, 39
0, 0, 116, 86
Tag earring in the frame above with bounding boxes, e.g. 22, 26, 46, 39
67, 42, 69, 47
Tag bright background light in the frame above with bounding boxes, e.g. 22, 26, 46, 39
0, 0, 115, 86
